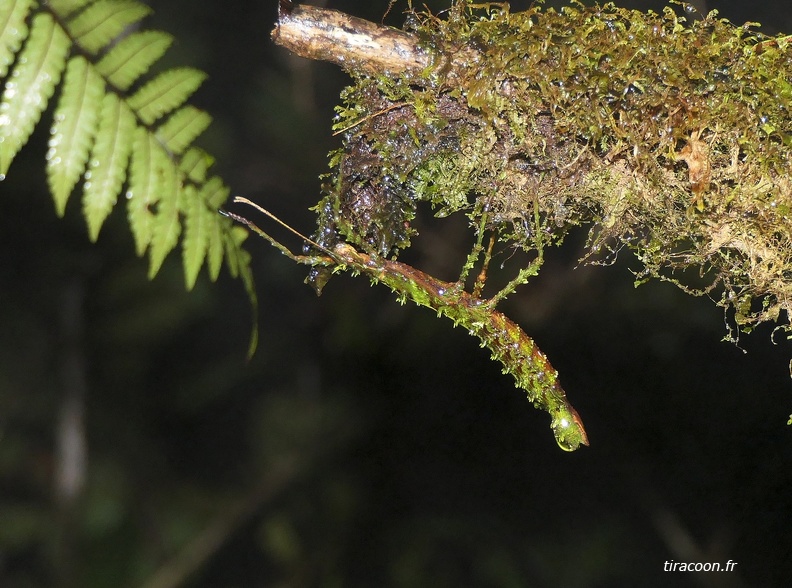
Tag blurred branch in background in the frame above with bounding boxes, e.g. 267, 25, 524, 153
55, 278, 88, 588
139, 457, 302, 588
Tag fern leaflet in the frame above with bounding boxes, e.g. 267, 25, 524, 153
180, 146, 215, 184
148, 156, 181, 279
47, 55, 103, 215
0, 0, 33, 80
95, 30, 173, 91
128, 67, 207, 126
182, 186, 212, 290
156, 106, 212, 155
201, 177, 230, 281
67, 0, 152, 55
127, 127, 159, 256
46, 0, 92, 18
0, 12, 70, 175
82, 91, 135, 240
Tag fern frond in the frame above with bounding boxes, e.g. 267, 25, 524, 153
156, 106, 212, 155
128, 67, 207, 125
95, 30, 173, 91
0, 12, 69, 176
1, 0, 256, 341
47, 56, 104, 216
0, 0, 33, 79
67, 0, 151, 55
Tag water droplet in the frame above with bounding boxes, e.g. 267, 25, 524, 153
0, 174, 5, 181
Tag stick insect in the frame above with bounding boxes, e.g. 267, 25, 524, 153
223, 197, 589, 451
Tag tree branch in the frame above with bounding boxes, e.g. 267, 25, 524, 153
264, 0, 792, 436
271, 1, 428, 76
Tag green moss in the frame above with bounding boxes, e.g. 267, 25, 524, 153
312, 0, 792, 335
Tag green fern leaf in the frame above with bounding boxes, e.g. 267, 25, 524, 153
223, 226, 246, 279
0, 0, 33, 79
0, 12, 69, 176
47, 0, 94, 18
127, 67, 207, 125
201, 175, 230, 209
200, 177, 228, 280
156, 105, 212, 154
147, 159, 181, 278
223, 225, 258, 357
180, 146, 214, 183
182, 187, 212, 289
47, 56, 105, 216
66, 0, 151, 55
95, 30, 173, 91
240, 262, 258, 358
207, 213, 225, 281
127, 127, 160, 255
83, 92, 135, 240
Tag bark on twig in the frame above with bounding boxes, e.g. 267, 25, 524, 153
271, 1, 428, 75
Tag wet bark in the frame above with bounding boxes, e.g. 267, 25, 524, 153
271, 1, 428, 76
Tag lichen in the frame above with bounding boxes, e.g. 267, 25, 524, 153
310, 0, 792, 338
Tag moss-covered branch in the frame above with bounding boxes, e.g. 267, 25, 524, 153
261, 0, 792, 443
275, 0, 792, 329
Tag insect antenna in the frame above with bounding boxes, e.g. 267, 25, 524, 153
221, 197, 335, 266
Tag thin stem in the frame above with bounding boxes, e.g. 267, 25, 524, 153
457, 207, 491, 285
486, 197, 544, 307
485, 260, 542, 308
472, 234, 495, 299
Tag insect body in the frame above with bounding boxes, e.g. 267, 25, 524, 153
331, 243, 589, 451
226, 198, 588, 451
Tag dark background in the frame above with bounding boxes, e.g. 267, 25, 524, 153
1, 1, 791, 586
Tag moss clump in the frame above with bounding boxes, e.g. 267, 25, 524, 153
311, 0, 792, 336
